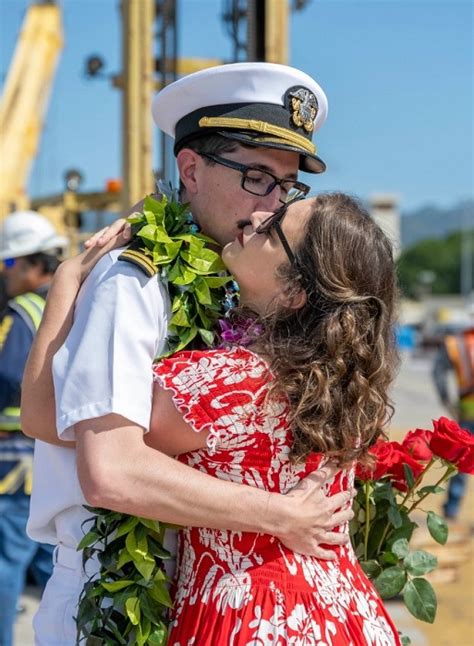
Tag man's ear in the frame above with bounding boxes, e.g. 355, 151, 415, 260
176, 149, 199, 195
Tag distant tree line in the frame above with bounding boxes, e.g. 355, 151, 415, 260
397, 229, 474, 298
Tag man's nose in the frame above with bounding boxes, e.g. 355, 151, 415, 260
254, 186, 282, 212
249, 210, 271, 229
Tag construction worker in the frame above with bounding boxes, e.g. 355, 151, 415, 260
432, 305, 474, 519
0, 211, 67, 646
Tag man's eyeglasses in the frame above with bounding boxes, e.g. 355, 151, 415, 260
3, 258, 16, 268
198, 152, 310, 204
255, 197, 305, 266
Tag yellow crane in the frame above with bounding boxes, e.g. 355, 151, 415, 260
0, 1, 63, 219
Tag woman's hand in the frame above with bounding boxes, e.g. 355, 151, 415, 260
84, 218, 132, 249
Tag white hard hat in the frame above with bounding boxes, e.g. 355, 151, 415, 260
0, 211, 68, 261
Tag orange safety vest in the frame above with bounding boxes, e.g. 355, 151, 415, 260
444, 327, 474, 420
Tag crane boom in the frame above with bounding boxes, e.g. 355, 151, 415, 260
0, 2, 63, 218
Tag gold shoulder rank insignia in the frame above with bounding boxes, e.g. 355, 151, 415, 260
118, 241, 158, 278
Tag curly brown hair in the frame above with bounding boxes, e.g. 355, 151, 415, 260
251, 192, 399, 467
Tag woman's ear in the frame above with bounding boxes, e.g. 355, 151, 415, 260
290, 287, 307, 311
176, 149, 199, 195
280, 285, 307, 311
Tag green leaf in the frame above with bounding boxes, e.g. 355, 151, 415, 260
153, 568, 168, 583
134, 555, 156, 581
77, 530, 100, 550
373, 481, 396, 504
172, 265, 197, 285
205, 275, 233, 288
125, 596, 141, 626
149, 581, 173, 608
148, 621, 168, 646
125, 529, 145, 560
198, 328, 215, 347
388, 518, 418, 545
374, 566, 407, 599
427, 511, 449, 545
171, 326, 198, 353
388, 505, 403, 529
366, 517, 390, 558
116, 549, 133, 571
101, 580, 136, 592
137, 518, 161, 532
359, 560, 383, 579
417, 485, 445, 496
391, 538, 410, 559
137, 617, 151, 646
401, 635, 412, 645
170, 305, 191, 328
380, 551, 399, 566
194, 277, 212, 304
403, 464, 415, 490
113, 515, 140, 540
139, 594, 162, 624
404, 550, 437, 576
137, 224, 164, 243
180, 252, 214, 274
403, 577, 437, 623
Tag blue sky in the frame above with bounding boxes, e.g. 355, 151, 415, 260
1, 0, 472, 212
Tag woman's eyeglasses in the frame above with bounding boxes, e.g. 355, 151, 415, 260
255, 197, 305, 266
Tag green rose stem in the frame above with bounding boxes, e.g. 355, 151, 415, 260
398, 457, 437, 510
405, 464, 457, 515
374, 461, 457, 556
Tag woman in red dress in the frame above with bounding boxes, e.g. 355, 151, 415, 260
146, 193, 401, 645
24, 192, 401, 644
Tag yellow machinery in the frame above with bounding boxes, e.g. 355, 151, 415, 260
0, 2, 63, 219
1, 0, 290, 243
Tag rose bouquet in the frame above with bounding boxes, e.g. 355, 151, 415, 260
351, 417, 474, 642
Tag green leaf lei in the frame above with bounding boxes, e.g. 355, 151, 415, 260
75, 191, 234, 645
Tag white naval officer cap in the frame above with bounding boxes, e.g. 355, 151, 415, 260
152, 62, 328, 174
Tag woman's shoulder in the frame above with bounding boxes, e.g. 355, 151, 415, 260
154, 346, 268, 376
152, 346, 272, 409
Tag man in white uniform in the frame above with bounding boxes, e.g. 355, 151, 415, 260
25, 64, 354, 644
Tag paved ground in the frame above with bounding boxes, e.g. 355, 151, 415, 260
13, 353, 474, 645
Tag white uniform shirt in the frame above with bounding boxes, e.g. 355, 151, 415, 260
27, 249, 170, 545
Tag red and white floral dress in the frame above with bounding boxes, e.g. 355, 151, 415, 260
153, 347, 401, 646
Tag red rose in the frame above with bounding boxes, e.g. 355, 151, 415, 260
401, 429, 433, 462
356, 440, 424, 490
430, 417, 474, 474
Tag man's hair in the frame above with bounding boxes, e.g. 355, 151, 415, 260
240, 192, 399, 467
23, 251, 62, 275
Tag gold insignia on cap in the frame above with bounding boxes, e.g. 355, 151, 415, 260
288, 88, 318, 133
